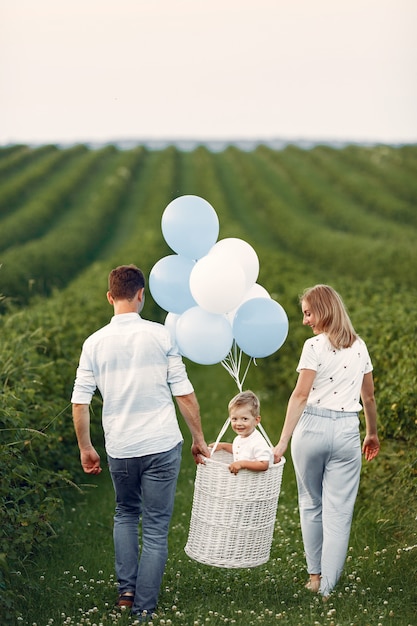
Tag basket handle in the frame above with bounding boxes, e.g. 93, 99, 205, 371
210, 417, 231, 456
210, 418, 274, 456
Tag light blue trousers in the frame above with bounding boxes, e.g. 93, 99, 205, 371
291, 406, 362, 597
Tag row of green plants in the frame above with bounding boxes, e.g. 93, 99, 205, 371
0, 144, 58, 181
1, 143, 417, 303
0, 143, 416, 622
0, 147, 149, 306
0, 145, 190, 619
326, 144, 417, 205
0, 145, 87, 215
281, 144, 417, 226
0, 146, 115, 252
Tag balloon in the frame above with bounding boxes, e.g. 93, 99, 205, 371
189, 254, 247, 314
164, 312, 181, 345
176, 307, 233, 365
227, 283, 271, 324
149, 255, 197, 314
233, 298, 289, 358
245, 283, 271, 300
209, 238, 259, 291
161, 195, 219, 260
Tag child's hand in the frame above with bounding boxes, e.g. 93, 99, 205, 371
229, 461, 243, 474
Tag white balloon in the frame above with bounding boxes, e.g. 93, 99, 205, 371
209, 238, 259, 291
189, 254, 246, 314
226, 283, 271, 324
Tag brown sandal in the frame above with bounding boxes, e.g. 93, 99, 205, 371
116, 592, 135, 608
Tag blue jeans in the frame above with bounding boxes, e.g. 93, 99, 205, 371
108, 442, 182, 614
292, 406, 361, 596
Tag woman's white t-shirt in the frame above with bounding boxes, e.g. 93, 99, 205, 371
297, 333, 373, 412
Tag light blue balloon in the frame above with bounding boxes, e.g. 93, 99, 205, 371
233, 298, 289, 358
149, 255, 197, 314
176, 306, 233, 365
164, 312, 181, 345
161, 195, 219, 260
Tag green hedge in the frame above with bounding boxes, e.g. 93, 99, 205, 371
1, 143, 416, 618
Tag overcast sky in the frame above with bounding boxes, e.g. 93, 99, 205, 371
1, 0, 416, 145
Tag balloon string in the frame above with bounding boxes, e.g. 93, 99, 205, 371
221, 342, 255, 391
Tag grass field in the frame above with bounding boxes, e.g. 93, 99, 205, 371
1, 142, 416, 625
18, 429, 417, 625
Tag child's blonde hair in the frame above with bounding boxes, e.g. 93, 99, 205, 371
228, 390, 260, 418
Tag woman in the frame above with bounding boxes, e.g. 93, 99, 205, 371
273, 284, 380, 599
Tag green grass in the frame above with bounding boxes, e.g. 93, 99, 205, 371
3, 143, 417, 625
16, 426, 417, 626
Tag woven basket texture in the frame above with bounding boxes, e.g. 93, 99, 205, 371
185, 449, 285, 568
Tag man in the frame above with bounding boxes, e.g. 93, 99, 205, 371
71, 264, 209, 621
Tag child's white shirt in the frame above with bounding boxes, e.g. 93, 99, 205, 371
232, 429, 273, 466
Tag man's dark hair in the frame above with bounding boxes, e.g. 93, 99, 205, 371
108, 265, 145, 301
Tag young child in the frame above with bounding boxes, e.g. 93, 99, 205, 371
212, 390, 273, 474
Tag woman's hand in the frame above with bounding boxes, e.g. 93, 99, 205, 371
362, 434, 380, 461
273, 440, 288, 464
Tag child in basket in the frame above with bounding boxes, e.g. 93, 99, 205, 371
211, 390, 273, 474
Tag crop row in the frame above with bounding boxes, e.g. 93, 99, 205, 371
1, 144, 416, 298
327, 144, 417, 204
285, 145, 417, 226
0, 146, 117, 252
0, 147, 149, 305
1, 142, 416, 617
0, 144, 58, 181
0, 145, 89, 216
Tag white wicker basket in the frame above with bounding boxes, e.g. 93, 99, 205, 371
185, 432, 286, 568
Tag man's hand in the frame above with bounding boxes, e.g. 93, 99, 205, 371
80, 446, 102, 474
191, 441, 210, 464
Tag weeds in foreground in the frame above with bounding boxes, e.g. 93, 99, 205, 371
15, 471, 417, 626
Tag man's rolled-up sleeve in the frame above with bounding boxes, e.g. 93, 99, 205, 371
71, 349, 97, 404
167, 349, 194, 397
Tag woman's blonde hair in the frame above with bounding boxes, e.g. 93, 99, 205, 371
300, 284, 357, 349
